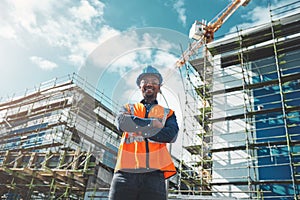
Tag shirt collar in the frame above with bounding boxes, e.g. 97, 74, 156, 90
140, 99, 158, 105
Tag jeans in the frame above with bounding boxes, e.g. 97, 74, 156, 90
108, 170, 166, 200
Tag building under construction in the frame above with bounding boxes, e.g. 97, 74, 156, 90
1, 1, 300, 200
180, 1, 300, 199
0, 75, 122, 199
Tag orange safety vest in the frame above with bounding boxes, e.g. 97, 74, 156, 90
114, 103, 177, 179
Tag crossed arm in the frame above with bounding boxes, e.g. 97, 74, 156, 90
115, 107, 179, 143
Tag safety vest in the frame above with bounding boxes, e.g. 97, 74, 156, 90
114, 103, 177, 179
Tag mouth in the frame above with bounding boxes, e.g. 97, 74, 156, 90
144, 86, 154, 93
146, 88, 154, 92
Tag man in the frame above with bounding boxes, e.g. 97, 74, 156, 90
108, 65, 179, 200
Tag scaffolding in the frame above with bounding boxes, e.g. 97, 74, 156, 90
182, 1, 300, 199
1, 1, 300, 199
0, 150, 95, 199
0, 74, 121, 199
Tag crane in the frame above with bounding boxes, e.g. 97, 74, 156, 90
176, 0, 251, 68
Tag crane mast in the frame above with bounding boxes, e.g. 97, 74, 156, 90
176, 0, 251, 67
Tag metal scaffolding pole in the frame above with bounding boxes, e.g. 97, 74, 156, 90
269, 3, 298, 199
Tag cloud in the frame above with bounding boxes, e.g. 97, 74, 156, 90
70, 0, 104, 23
0, 0, 186, 74
228, 6, 270, 32
0, 26, 17, 39
97, 25, 121, 45
68, 54, 85, 67
30, 56, 58, 70
0, 0, 189, 106
153, 51, 178, 68
88, 28, 185, 77
0, 0, 109, 68
231, 0, 300, 32
173, 0, 187, 26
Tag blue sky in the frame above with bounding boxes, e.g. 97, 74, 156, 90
0, 0, 298, 106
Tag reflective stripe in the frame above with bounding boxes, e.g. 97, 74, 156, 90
127, 104, 135, 139
161, 108, 170, 126
128, 104, 135, 115
148, 107, 169, 143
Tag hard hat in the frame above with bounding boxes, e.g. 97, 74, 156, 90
136, 65, 163, 86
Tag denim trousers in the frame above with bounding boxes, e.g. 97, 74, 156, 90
108, 170, 167, 200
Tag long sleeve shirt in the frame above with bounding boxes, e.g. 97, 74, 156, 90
115, 100, 179, 143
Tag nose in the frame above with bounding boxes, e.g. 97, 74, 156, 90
145, 82, 154, 86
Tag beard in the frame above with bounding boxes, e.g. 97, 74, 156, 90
141, 86, 159, 102
143, 90, 157, 101
145, 92, 155, 99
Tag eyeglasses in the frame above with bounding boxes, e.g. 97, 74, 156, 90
140, 79, 160, 86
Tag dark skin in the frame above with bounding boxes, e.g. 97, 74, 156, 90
139, 75, 163, 128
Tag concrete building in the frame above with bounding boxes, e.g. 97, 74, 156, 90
0, 75, 121, 199
186, 2, 300, 199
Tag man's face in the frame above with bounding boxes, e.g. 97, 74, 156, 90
139, 75, 161, 100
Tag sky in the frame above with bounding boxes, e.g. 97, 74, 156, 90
0, 0, 299, 111
1, 0, 299, 157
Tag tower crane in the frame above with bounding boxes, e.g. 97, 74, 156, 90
176, 0, 251, 68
